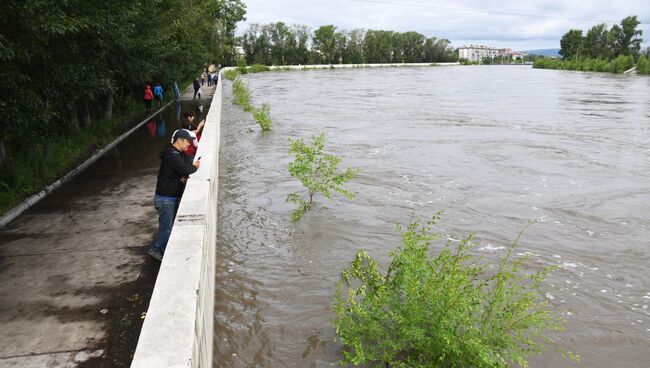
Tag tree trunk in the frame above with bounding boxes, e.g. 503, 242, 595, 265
104, 92, 113, 120
0, 139, 7, 166
79, 98, 92, 127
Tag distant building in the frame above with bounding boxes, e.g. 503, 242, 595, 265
234, 46, 246, 59
458, 45, 517, 62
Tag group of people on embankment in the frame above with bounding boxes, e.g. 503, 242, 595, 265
145, 67, 220, 111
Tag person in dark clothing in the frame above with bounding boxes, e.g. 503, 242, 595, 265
147, 130, 201, 261
193, 78, 201, 99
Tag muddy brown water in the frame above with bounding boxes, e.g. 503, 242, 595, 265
215, 66, 650, 367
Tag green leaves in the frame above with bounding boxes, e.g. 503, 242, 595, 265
286, 134, 358, 221
231, 77, 272, 131
333, 217, 578, 367
252, 103, 272, 131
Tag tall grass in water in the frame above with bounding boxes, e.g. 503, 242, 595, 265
224, 69, 240, 81
253, 103, 272, 131
232, 79, 253, 112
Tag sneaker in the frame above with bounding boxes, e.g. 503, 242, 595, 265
147, 249, 163, 261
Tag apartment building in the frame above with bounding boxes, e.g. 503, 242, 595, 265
458, 45, 514, 62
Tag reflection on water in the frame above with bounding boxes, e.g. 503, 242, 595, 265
215, 66, 650, 368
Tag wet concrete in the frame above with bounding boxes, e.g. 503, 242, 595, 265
0, 86, 214, 367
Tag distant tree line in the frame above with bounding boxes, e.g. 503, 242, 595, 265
559, 16, 643, 60
239, 23, 459, 66
534, 15, 649, 75
0, 0, 246, 163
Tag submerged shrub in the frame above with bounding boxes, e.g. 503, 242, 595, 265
637, 55, 650, 75
333, 216, 579, 367
248, 63, 270, 73
232, 79, 253, 111
237, 58, 248, 74
224, 69, 240, 81
253, 103, 272, 131
286, 134, 358, 222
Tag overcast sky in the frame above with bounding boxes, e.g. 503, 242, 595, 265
237, 0, 650, 50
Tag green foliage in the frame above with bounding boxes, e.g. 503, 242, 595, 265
558, 16, 643, 62
239, 23, 457, 66
252, 103, 272, 131
333, 217, 579, 367
237, 58, 248, 74
559, 29, 584, 59
0, 0, 247, 214
224, 69, 241, 81
247, 64, 271, 73
533, 55, 636, 73
286, 134, 358, 222
0, 95, 141, 213
637, 55, 650, 75
232, 79, 253, 111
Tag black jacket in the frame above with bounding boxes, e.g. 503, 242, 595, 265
155, 144, 197, 198
193, 79, 201, 90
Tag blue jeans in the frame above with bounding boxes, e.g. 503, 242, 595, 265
150, 194, 180, 255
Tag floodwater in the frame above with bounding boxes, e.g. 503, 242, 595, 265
214, 66, 650, 367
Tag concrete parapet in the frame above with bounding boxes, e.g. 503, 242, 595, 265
131, 75, 222, 368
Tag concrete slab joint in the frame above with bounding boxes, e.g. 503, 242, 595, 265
131, 74, 222, 368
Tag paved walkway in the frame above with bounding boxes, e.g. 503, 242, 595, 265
178, 81, 217, 103
0, 84, 216, 367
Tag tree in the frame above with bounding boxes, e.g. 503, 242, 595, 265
559, 29, 584, 59
618, 16, 643, 57
286, 134, 358, 222
343, 29, 365, 64
584, 23, 610, 59
312, 25, 345, 64
363, 30, 394, 63
402, 32, 426, 63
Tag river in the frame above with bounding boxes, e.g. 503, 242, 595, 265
214, 66, 650, 367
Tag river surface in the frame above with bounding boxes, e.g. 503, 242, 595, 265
214, 66, 650, 367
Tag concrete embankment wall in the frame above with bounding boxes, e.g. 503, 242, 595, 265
131, 76, 222, 368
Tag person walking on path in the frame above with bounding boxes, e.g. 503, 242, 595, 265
148, 130, 201, 261
173, 80, 180, 99
193, 78, 201, 99
153, 83, 164, 108
144, 85, 153, 112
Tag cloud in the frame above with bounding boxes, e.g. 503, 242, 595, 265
238, 0, 650, 50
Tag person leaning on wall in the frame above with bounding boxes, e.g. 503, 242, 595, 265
147, 129, 201, 261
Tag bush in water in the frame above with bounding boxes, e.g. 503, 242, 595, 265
253, 103, 272, 131
333, 216, 579, 367
224, 69, 240, 81
232, 79, 253, 112
286, 134, 358, 222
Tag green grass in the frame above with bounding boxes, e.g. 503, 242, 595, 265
224, 69, 240, 81
247, 64, 270, 73
0, 96, 143, 214
232, 79, 253, 111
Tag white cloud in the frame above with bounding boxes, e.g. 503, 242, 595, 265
238, 0, 650, 50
